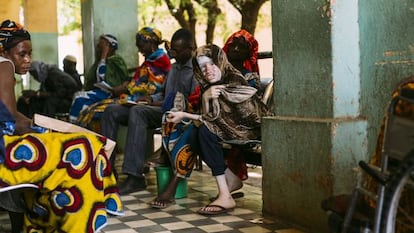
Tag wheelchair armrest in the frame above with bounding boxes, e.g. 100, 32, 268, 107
358, 161, 387, 185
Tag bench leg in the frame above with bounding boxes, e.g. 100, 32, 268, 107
194, 154, 203, 171
9, 211, 23, 233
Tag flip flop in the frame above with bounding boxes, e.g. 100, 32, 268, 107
209, 191, 244, 202
151, 198, 175, 209
197, 204, 234, 215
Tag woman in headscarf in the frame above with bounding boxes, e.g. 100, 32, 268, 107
0, 19, 34, 233
0, 20, 33, 135
0, 19, 122, 233
69, 34, 129, 122
222, 29, 262, 185
76, 27, 171, 131
222, 29, 260, 92
160, 44, 269, 214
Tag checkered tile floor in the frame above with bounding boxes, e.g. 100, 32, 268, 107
0, 165, 306, 233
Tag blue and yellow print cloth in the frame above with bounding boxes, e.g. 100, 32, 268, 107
0, 132, 123, 232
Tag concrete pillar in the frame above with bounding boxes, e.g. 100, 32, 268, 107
80, 0, 138, 74
0, 0, 20, 23
23, 0, 58, 65
263, 0, 414, 232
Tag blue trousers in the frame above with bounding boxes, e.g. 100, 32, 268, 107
192, 125, 226, 177
100, 104, 163, 178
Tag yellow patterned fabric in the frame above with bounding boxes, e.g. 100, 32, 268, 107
0, 132, 123, 232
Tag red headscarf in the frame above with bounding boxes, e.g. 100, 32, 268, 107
222, 29, 259, 75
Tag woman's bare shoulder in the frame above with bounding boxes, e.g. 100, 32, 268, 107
0, 57, 14, 68
0, 60, 15, 82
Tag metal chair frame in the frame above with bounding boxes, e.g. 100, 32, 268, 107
341, 89, 414, 233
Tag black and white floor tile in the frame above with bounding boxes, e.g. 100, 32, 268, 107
0, 165, 305, 233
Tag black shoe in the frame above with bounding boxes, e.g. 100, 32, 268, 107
112, 167, 119, 180
118, 175, 146, 195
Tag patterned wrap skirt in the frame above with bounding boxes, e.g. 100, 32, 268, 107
0, 132, 123, 232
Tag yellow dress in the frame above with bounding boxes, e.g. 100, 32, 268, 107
0, 132, 123, 233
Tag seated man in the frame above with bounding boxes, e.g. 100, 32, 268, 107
100, 28, 197, 195
63, 54, 82, 91
17, 61, 79, 118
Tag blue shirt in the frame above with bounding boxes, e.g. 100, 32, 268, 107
151, 58, 196, 103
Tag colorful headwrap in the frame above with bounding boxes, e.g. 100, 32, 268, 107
0, 19, 31, 53
100, 34, 118, 50
222, 29, 259, 74
136, 27, 163, 45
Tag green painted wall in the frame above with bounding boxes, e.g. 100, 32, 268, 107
81, 0, 138, 74
31, 33, 59, 64
263, 0, 414, 232
27, 32, 58, 90
273, 0, 333, 118
359, 0, 414, 155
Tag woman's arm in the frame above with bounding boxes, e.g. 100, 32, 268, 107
0, 62, 33, 134
166, 111, 201, 123
201, 84, 226, 113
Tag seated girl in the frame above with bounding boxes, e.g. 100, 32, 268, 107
151, 44, 270, 214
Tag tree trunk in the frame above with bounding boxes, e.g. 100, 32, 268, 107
163, 0, 198, 44
205, 0, 221, 44
240, 5, 259, 35
228, 0, 269, 35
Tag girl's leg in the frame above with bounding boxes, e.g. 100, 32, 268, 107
198, 125, 226, 176
197, 126, 236, 213
198, 125, 242, 192
225, 168, 243, 193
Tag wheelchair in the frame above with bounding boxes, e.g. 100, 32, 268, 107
322, 87, 414, 233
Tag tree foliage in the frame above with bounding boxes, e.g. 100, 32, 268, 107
57, 0, 81, 35
163, 0, 197, 43
57, 0, 271, 46
227, 0, 269, 35
193, 0, 220, 44
159, 0, 269, 44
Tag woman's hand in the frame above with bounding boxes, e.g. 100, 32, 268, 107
203, 85, 226, 101
112, 82, 128, 97
166, 111, 185, 123
100, 40, 111, 59
137, 96, 153, 105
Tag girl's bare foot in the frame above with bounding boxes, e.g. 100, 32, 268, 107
225, 168, 243, 192
198, 195, 236, 215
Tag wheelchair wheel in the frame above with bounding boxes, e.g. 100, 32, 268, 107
380, 150, 414, 233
